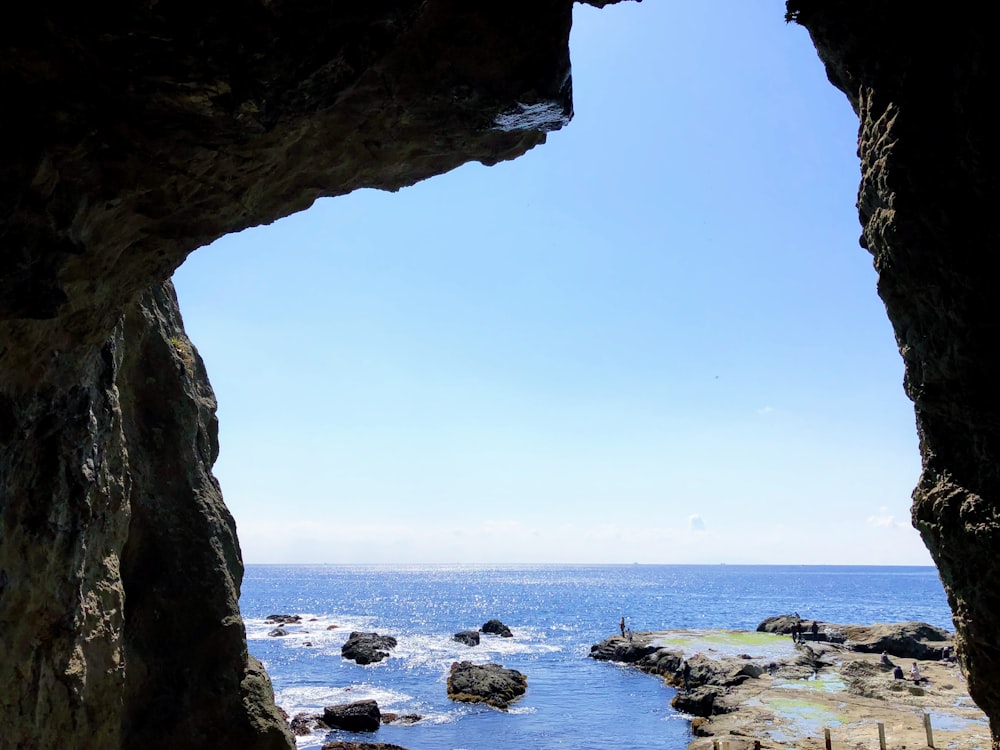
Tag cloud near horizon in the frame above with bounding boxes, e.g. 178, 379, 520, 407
866, 506, 910, 529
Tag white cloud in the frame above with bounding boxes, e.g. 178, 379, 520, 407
756, 406, 775, 415
866, 505, 910, 529
688, 514, 706, 532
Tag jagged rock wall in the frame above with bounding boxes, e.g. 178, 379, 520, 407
4, 1, 1000, 748
0, 2, 610, 747
788, 3, 1000, 745
0, 282, 293, 750
117, 282, 291, 749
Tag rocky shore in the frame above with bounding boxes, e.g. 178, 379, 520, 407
590, 617, 988, 750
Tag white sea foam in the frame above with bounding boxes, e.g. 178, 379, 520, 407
244, 612, 373, 644
506, 705, 537, 715
276, 682, 413, 716
390, 627, 560, 673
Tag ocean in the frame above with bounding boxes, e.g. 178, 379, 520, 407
241, 564, 953, 750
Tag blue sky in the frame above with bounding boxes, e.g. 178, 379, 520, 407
173, 0, 930, 565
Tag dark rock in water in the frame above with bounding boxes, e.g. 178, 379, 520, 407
341, 632, 398, 665
323, 700, 381, 733
481, 619, 513, 637
322, 743, 409, 750
454, 630, 481, 646
381, 713, 422, 725
589, 637, 661, 665
290, 713, 327, 737
268, 627, 289, 637
671, 686, 725, 717
0, 4, 587, 747
6, 0, 1000, 743
266, 614, 302, 624
447, 661, 527, 709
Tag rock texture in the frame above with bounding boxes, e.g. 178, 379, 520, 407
787, 5, 1000, 743
481, 619, 514, 637
0, 2, 623, 748
323, 700, 382, 733
454, 630, 481, 646
0, 282, 291, 750
592, 627, 988, 750
341, 632, 398, 665
4, 1, 1000, 748
446, 661, 527, 709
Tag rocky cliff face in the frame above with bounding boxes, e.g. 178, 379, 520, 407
3, 1, 1000, 748
0, 2, 615, 747
788, 3, 1000, 745
0, 282, 292, 749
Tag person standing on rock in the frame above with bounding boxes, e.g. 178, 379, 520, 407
811, 621, 819, 640
620, 616, 625, 638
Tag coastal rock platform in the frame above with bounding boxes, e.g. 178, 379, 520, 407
591, 621, 988, 750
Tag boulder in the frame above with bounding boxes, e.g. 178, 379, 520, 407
481, 619, 513, 637
670, 686, 725, 717
756, 615, 842, 643
322, 700, 381, 733
454, 630, 481, 646
268, 627, 288, 637
839, 622, 952, 660
447, 661, 527, 709
289, 713, 327, 736
341, 632, 398, 665
588, 637, 661, 665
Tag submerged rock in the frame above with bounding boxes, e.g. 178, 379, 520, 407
290, 713, 327, 736
321, 743, 409, 750
323, 700, 381, 733
447, 661, 527, 709
341, 632, 398, 665
381, 713, 422, 725
266, 614, 302, 624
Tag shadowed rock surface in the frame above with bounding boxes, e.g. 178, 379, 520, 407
0, 2, 620, 747
341, 632, 398, 665
454, 630, 481, 646
787, 4, 1000, 744
323, 700, 382, 733
4, 1, 1000, 748
447, 661, 527, 709
481, 619, 514, 637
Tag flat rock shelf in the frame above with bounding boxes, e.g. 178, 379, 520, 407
590, 620, 988, 750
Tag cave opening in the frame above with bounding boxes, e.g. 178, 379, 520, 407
173, 0, 923, 567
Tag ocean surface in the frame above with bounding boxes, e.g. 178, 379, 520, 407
241, 564, 953, 750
